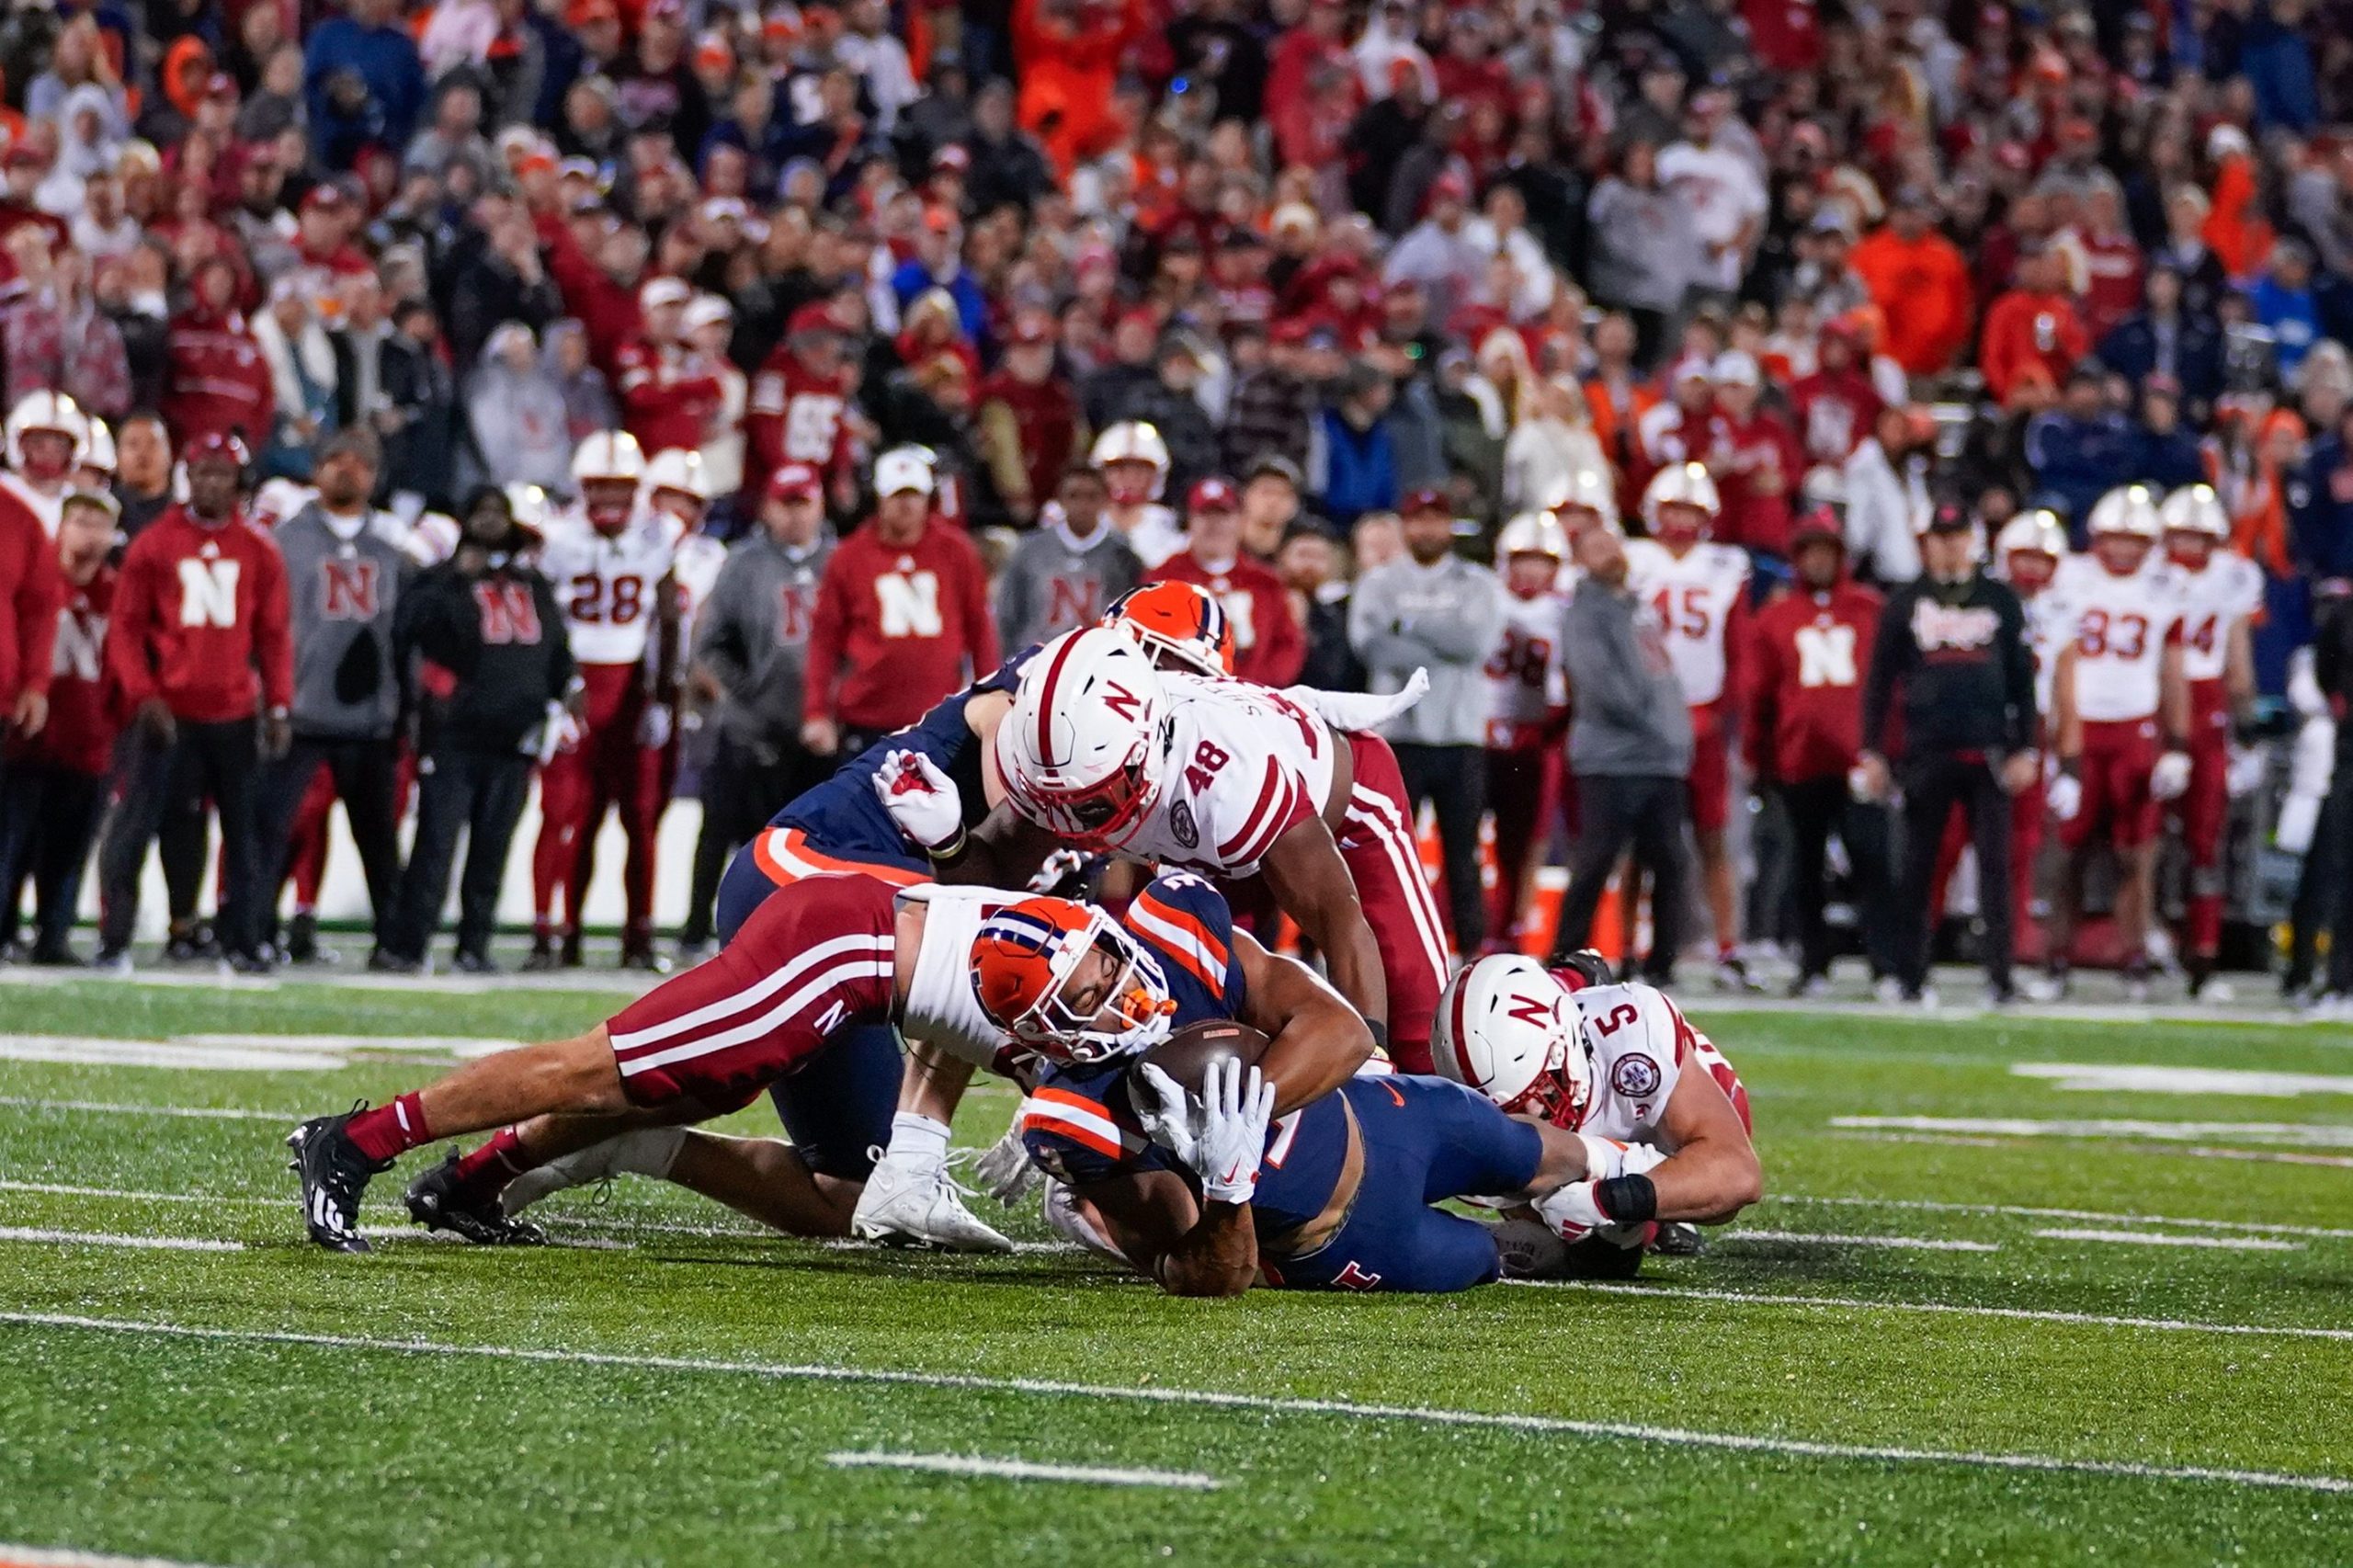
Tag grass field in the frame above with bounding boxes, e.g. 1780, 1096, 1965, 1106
1, 975, 2350, 1566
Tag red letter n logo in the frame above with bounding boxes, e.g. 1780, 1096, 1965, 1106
473, 582, 542, 645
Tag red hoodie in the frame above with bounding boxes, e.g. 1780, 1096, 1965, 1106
1742, 574, 1882, 783
109, 506, 291, 723
15, 565, 114, 775
0, 486, 59, 709
615, 337, 724, 457
162, 305, 274, 449
1705, 407, 1804, 557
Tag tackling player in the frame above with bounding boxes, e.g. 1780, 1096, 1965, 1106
2046, 484, 2188, 999
529, 432, 680, 971
1483, 511, 1571, 951
2153, 483, 2258, 996
1623, 462, 1756, 990
1432, 953, 1760, 1260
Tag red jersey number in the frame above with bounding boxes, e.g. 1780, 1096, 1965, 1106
2076, 608, 2148, 660
570, 574, 646, 626
1653, 586, 1712, 641
1485, 630, 1553, 687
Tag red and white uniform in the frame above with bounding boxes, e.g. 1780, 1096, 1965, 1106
607, 872, 899, 1106
531, 507, 678, 940
14, 567, 114, 776
2158, 549, 2262, 951
1096, 672, 1452, 1069
745, 347, 856, 497
1624, 538, 1749, 833
1483, 585, 1569, 944
2051, 555, 2180, 849
1704, 410, 1803, 556
0, 472, 64, 538
1563, 979, 1752, 1141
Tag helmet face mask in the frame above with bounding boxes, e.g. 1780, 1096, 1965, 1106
998, 628, 1170, 848
583, 478, 639, 532
1430, 955, 1596, 1131
2159, 483, 2229, 567
971, 898, 1176, 1063
1641, 462, 1720, 548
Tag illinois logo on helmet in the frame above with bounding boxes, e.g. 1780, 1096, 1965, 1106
1101, 581, 1234, 676
970, 896, 1175, 1062
995, 627, 1168, 845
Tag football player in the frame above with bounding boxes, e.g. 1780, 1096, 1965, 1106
2046, 485, 2188, 999
0, 391, 91, 538
1623, 462, 1756, 990
1091, 421, 1186, 569
1483, 510, 1572, 951
529, 432, 680, 971
2153, 483, 2259, 996
1431, 953, 1760, 1261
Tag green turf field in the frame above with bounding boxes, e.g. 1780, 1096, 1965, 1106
1, 978, 2350, 1566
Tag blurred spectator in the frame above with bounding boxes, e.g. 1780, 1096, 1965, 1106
1789, 320, 1884, 468
1351, 488, 1503, 951
1279, 521, 1360, 692
976, 318, 1079, 528
253, 275, 339, 480
112, 413, 174, 541
1982, 244, 2090, 410
466, 322, 574, 493
163, 257, 272, 449
1502, 374, 1605, 517
1841, 403, 1927, 586
1310, 364, 1401, 527
2099, 265, 2222, 406
381, 296, 460, 507
304, 0, 429, 161
2251, 239, 2324, 380
997, 463, 1139, 650
2026, 366, 2133, 537
1585, 139, 1696, 366
1154, 475, 1303, 686
2131, 381, 2206, 489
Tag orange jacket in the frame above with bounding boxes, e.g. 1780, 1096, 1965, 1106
1851, 227, 1974, 375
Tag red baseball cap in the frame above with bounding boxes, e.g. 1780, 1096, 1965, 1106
787, 301, 843, 338
1401, 486, 1449, 516
1188, 477, 1240, 513
767, 462, 822, 502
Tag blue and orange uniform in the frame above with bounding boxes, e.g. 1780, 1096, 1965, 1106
708, 645, 1036, 1181
1020, 874, 1549, 1293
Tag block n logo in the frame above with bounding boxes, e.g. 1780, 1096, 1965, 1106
176, 557, 241, 629
876, 571, 942, 638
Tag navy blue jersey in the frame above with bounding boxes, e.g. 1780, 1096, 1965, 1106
770, 644, 1038, 866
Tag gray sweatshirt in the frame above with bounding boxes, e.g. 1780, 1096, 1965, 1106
1585, 177, 1700, 314
278, 504, 415, 740
995, 520, 1142, 652
1562, 574, 1694, 777
1347, 552, 1506, 747
693, 529, 834, 763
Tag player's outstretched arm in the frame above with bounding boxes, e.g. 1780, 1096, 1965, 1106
1233, 926, 1373, 1113
1260, 818, 1389, 1042
1074, 1169, 1258, 1298
1646, 1062, 1764, 1224
927, 800, 1062, 887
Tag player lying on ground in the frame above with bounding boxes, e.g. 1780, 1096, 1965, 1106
289, 869, 1373, 1252
1430, 954, 1761, 1267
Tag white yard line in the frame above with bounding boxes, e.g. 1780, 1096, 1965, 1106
1833, 1129, 2353, 1169
2012, 1063, 2353, 1098
0, 1311, 2344, 1495
825, 1451, 1220, 1489
1509, 1280, 2353, 1343
1718, 1231, 1998, 1253
1831, 1116, 2353, 1148
0, 1037, 346, 1072
0, 1227, 241, 1253
2035, 1228, 2302, 1253
0, 1096, 291, 1122
0, 1544, 229, 1568
1765, 1193, 2353, 1241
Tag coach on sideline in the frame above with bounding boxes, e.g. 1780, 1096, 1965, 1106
1549, 519, 1694, 984
1856, 506, 2039, 1006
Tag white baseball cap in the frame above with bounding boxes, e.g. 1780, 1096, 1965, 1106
875, 445, 936, 497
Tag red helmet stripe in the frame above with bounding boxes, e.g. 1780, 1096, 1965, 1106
1032, 632, 1087, 766
1443, 974, 1478, 1085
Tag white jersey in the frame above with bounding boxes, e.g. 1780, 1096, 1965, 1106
538, 507, 677, 666
1103, 673, 1337, 879
2158, 551, 2262, 686
1622, 539, 1749, 707
1483, 587, 1568, 750
669, 526, 730, 663
2018, 587, 2072, 722
0, 471, 65, 537
2051, 554, 2180, 723
1570, 982, 1741, 1148
1115, 503, 1186, 571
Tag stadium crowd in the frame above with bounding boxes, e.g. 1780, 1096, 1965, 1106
2, 0, 2353, 1006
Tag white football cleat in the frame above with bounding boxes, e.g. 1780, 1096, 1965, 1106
851, 1158, 1014, 1253
501, 1127, 684, 1214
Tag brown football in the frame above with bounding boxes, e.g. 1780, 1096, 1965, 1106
1131, 1019, 1271, 1102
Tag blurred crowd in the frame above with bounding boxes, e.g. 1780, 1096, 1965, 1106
4, 0, 2353, 997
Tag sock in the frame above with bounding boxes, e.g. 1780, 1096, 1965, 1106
2188, 894, 2223, 958
887, 1112, 950, 1175
445, 1127, 534, 1207
346, 1091, 432, 1163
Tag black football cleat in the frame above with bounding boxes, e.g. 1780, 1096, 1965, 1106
451, 949, 501, 975
404, 1149, 546, 1245
519, 936, 560, 972
618, 943, 671, 975
288, 1107, 390, 1253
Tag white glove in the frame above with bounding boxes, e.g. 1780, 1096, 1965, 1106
973, 1121, 1040, 1206
635, 701, 674, 749
2225, 744, 2267, 801
1026, 846, 1088, 893
1537, 1179, 1608, 1241
1279, 667, 1427, 733
871, 747, 964, 852
1190, 1056, 1277, 1204
2046, 771, 2083, 824
1577, 1132, 1667, 1181
2151, 749, 2193, 802
1132, 1062, 1200, 1168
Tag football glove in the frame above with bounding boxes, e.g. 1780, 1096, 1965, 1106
872, 748, 964, 853
2046, 771, 2083, 823
1192, 1056, 1277, 1205
2150, 749, 2192, 801
635, 702, 674, 750
972, 1122, 1040, 1206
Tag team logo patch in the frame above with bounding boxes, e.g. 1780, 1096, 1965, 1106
1170, 799, 1199, 848
1611, 1053, 1662, 1098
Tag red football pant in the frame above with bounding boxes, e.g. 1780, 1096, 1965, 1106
2060, 719, 2162, 852
2180, 680, 2232, 958
1335, 732, 1450, 1073
1686, 703, 1731, 835
533, 662, 665, 938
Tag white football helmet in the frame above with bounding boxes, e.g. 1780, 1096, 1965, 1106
1090, 420, 1170, 504
1496, 511, 1569, 562
995, 627, 1168, 846
1547, 464, 1619, 532
570, 429, 646, 487
875, 444, 937, 497
1641, 460, 1720, 540
2086, 483, 2161, 540
643, 447, 712, 502
2158, 482, 2230, 541
6, 391, 89, 476
1994, 510, 2068, 584
79, 416, 116, 477
1430, 955, 1595, 1131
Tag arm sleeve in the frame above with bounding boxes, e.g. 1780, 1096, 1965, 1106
254, 536, 294, 710
106, 541, 156, 708
2000, 592, 2038, 750
1561, 598, 1648, 728
1346, 569, 1427, 674
801, 553, 847, 722
1859, 589, 1906, 753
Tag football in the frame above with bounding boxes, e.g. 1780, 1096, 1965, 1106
1131, 1018, 1271, 1100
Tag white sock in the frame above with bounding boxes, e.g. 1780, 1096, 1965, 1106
888, 1112, 951, 1173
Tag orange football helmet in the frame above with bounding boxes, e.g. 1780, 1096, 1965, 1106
971, 897, 1176, 1062
1101, 580, 1234, 676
